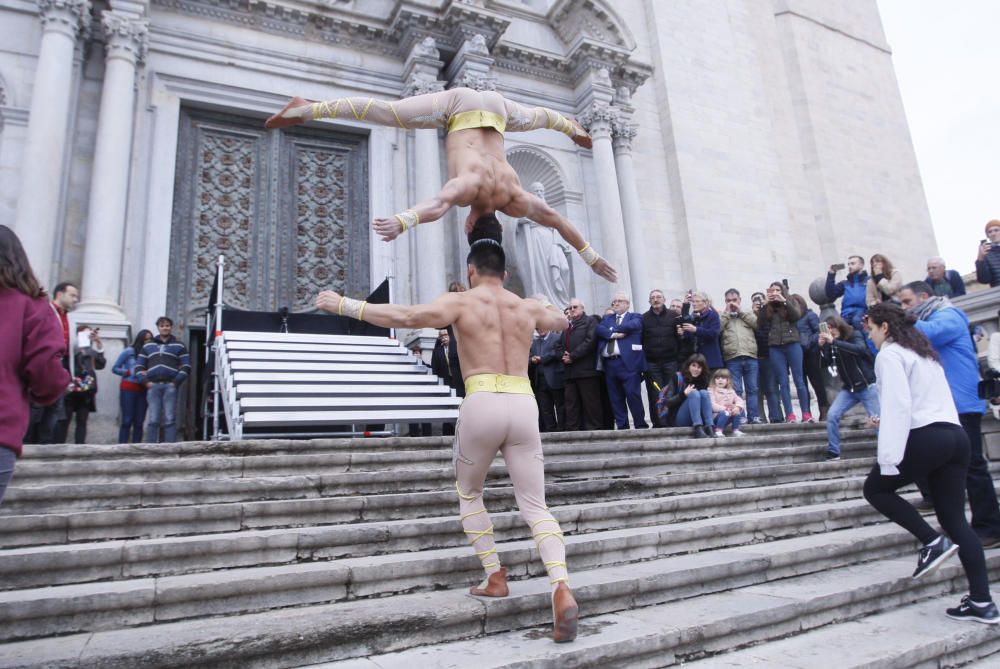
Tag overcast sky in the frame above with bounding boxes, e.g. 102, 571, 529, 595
877, 0, 1000, 275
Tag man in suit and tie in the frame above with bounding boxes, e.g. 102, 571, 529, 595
596, 292, 648, 429
531, 328, 566, 431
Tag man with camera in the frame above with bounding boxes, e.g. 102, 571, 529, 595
976, 220, 1000, 288
825, 256, 869, 331
720, 289, 760, 423
897, 281, 1000, 547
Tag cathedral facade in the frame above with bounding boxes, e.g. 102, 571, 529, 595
0, 0, 934, 437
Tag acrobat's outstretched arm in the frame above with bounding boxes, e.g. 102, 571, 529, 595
506, 191, 618, 283
372, 176, 478, 242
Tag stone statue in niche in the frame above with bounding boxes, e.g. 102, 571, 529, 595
513, 182, 572, 310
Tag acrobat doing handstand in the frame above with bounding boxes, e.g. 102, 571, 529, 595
265, 86, 617, 283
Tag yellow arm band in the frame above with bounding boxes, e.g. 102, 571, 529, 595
393, 209, 420, 234
577, 242, 600, 267
340, 297, 367, 321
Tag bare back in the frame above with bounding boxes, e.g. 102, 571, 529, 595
449, 282, 557, 380
445, 129, 523, 216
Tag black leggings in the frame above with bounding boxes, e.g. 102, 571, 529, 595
863, 422, 991, 602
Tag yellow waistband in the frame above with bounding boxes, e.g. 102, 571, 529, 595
448, 110, 506, 135
464, 373, 534, 396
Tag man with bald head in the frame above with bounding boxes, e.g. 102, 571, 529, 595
596, 293, 648, 429
562, 298, 603, 431
926, 256, 966, 297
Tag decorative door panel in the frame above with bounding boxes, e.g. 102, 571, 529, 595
168, 108, 369, 326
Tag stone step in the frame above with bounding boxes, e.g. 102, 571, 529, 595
0, 461, 875, 548
0, 448, 878, 515
16, 422, 846, 462
2, 531, 996, 668
312, 553, 1000, 669
0, 479, 890, 590
6, 431, 874, 486
0, 512, 915, 641
675, 595, 1000, 669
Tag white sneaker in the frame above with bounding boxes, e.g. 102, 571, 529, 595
714, 429, 725, 438
732, 429, 746, 437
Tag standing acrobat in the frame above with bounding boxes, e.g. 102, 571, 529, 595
266, 87, 617, 283
316, 216, 580, 642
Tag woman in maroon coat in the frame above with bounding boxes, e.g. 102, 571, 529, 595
0, 225, 70, 505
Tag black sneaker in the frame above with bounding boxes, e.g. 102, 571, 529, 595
691, 426, 707, 439
912, 536, 959, 579
946, 596, 1000, 624
914, 497, 935, 512
977, 533, 1000, 549
824, 454, 841, 462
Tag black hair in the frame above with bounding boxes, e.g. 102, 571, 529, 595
156, 316, 173, 327
465, 214, 505, 278
53, 281, 77, 298
680, 353, 710, 389
903, 280, 933, 298
131, 329, 153, 353
724, 288, 740, 298
866, 303, 939, 362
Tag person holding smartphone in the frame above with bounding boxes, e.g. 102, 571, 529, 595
757, 282, 811, 422
975, 220, 1000, 287
825, 256, 869, 332
819, 315, 879, 461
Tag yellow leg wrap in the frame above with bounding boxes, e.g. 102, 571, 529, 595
388, 103, 407, 129
545, 562, 569, 585
456, 481, 481, 501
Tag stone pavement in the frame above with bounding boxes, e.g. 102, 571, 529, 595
0, 424, 997, 668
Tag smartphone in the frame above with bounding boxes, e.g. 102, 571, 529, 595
819, 322, 829, 335
983, 239, 992, 248
831, 263, 846, 271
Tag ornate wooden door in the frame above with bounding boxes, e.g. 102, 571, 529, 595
167, 108, 370, 326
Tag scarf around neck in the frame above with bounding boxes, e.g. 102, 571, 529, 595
909, 296, 952, 322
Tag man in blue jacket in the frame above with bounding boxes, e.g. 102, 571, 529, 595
135, 316, 190, 443
899, 281, 1000, 547
826, 255, 869, 331
596, 293, 647, 430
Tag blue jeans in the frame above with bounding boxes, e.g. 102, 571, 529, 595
147, 383, 178, 443
714, 409, 745, 432
769, 343, 810, 418
674, 390, 713, 426
0, 447, 15, 507
827, 385, 880, 456
757, 358, 783, 422
119, 388, 148, 443
726, 357, 759, 421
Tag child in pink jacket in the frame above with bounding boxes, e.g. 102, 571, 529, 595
709, 369, 747, 437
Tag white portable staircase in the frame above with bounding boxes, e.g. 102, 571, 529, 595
206, 256, 460, 440
215, 330, 460, 439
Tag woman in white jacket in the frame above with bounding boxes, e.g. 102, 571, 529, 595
863, 303, 997, 624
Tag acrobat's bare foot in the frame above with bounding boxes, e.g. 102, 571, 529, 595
373, 217, 402, 242
569, 118, 593, 150
592, 257, 618, 283
265, 96, 311, 129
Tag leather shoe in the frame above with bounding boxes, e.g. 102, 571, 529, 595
703, 425, 715, 438
469, 567, 509, 597
691, 426, 706, 439
552, 582, 579, 643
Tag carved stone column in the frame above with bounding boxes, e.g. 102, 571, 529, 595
612, 117, 650, 305
14, 0, 92, 285
581, 102, 631, 302
403, 37, 447, 304
444, 34, 497, 91
76, 10, 148, 321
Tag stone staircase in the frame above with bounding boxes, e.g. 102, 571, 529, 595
1, 424, 998, 668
